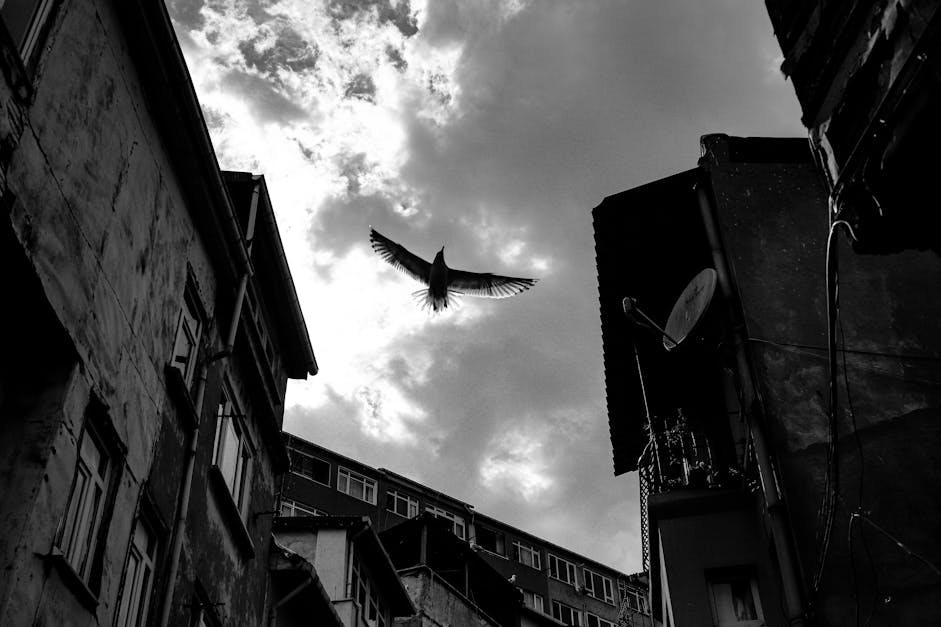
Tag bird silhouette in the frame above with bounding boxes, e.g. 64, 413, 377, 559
369, 227, 538, 312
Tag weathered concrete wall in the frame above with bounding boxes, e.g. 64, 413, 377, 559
0, 1, 288, 626
399, 569, 499, 627
654, 496, 785, 627
705, 134, 941, 624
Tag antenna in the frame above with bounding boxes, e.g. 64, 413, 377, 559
622, 297, 680, 348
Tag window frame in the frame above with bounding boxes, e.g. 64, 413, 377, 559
114, 514, 159, 627
349, 547, 389, 627
212, 381, 254, 520
57, 424, 113, 584
337, 467, 377, 505
289, 448, 331, 486
386, 490, 419, 518
707, 572, 765, 627
278, 498, 325, 517
474, 525, 506, 557
551, 600, 583, 627
425, 505, 466, 540
548, 553, 578, 585
583, 568, 615, 604
170, 284, 204, 392
512, 540, 542, 571
585, 613, 614, 627
620, 584, 649, 615
518, 588, 544, 613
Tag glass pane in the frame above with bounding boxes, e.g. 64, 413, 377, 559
730, 580, 758, 620
116, 548, 142, 627
61, 466, 89, 562
136, 565, 153, 626
76, 483, 103, 576
219, 421, 239, 493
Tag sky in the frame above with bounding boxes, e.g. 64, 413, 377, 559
167, 0, 803, 574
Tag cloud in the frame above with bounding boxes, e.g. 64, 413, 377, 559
169, 0, 804, 574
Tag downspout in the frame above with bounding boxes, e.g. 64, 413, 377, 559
157, 181, 260, 627
696, 183, 808, 626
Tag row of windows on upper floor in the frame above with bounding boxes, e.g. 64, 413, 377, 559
53, 386, 248, 627
287, 447, 648, 610
53, 276, 279, 627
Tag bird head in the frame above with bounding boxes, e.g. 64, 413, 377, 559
434, 246, 445, 262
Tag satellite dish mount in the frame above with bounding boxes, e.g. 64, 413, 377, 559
622, 267, 717, 352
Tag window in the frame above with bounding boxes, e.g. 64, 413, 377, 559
518, 588, 544, 613
170, 288, 203, 390
350, 552, 387, 627
586, 614, 613, 627
58, 426, 112, 582
548, 553, 577, 585
620, 583, 649, 615
213, 384, 253, 518
551, 600, 582, 626
0, 0, 55, 59
279, 499, 325, 517
386, 490, 419, 518
425, 506, 465, 539
189, 586, 221, 627
246, 287, 281, 381
512, 540, 541, 570
475, 525, 506, 556
338, 467, 377, 504
115, 517, 157, 627
583, 568, 614, 603
289, 448, 330, 485
708, 574, 764, 627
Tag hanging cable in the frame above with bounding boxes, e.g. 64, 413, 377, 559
813, 216, 858, 595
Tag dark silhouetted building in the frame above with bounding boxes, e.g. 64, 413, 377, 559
595, 134, 941, 625
763, 0, 941, 254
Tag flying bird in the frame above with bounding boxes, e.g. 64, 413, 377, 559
369, 227, 538, 312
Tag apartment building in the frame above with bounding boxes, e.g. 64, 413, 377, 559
594, 133, 941, 625
0, 2, 317, 626
763, 0, 941, 255
273, 515, 414, 627
280, 434, 652, 627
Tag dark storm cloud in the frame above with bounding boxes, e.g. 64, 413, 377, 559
171, 0, 804, 573
344, 73, 377, 102
327, 0, 419, 37
303, 0, 800, 569
239, 27, 320, 75
220, 69, 310, 123
386, 45, 407, 71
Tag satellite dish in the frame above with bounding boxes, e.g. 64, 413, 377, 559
663, 268, 717, 351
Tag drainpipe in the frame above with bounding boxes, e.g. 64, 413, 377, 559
696, 183, 807, 626
157, 180, 260, 627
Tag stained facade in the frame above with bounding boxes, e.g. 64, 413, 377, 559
0, 2, 316, 626
595, 134, 941, 625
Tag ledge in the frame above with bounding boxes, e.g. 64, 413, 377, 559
207, 465, 255, 559
164, 364, 199, 430
39, 547, 99, 612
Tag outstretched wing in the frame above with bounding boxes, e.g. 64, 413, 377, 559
369, 228, 432, 285
447, 268, 538, 298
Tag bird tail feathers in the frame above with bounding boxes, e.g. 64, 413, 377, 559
411, 289, 461, 313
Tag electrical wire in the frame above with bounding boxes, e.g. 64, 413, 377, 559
851, 512, 941, 577
812, 218, 848, 595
